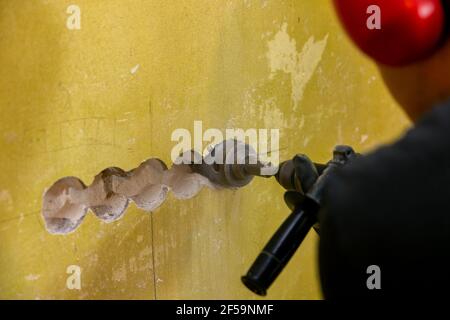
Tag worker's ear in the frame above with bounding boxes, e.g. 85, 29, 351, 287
377, 36, 450, 122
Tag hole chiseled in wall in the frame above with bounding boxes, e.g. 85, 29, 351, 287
42, 153, 218, 235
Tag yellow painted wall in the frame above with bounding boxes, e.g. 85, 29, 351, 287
0, 0, 409, 299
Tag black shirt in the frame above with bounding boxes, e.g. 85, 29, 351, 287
319, 99, 450, 299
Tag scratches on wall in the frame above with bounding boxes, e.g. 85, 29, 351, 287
267, 23, 328, 110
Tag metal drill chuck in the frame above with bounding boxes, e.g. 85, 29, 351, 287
190, 140, 276, 188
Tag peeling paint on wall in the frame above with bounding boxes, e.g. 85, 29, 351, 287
267, 23, 328, 110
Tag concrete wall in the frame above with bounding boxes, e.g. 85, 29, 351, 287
0, 0, 409, 299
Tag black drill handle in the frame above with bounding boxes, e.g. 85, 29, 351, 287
241, 199, 319, 296
241, 146, 358, 296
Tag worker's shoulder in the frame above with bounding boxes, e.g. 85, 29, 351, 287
323, 99, 450, 222
318, 101, 450, 296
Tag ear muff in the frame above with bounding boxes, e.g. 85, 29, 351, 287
333, 0, 448, 66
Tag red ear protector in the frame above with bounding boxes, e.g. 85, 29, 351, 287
333, 0, 449, 66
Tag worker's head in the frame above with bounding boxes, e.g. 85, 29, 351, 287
334, 0, 450, 122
